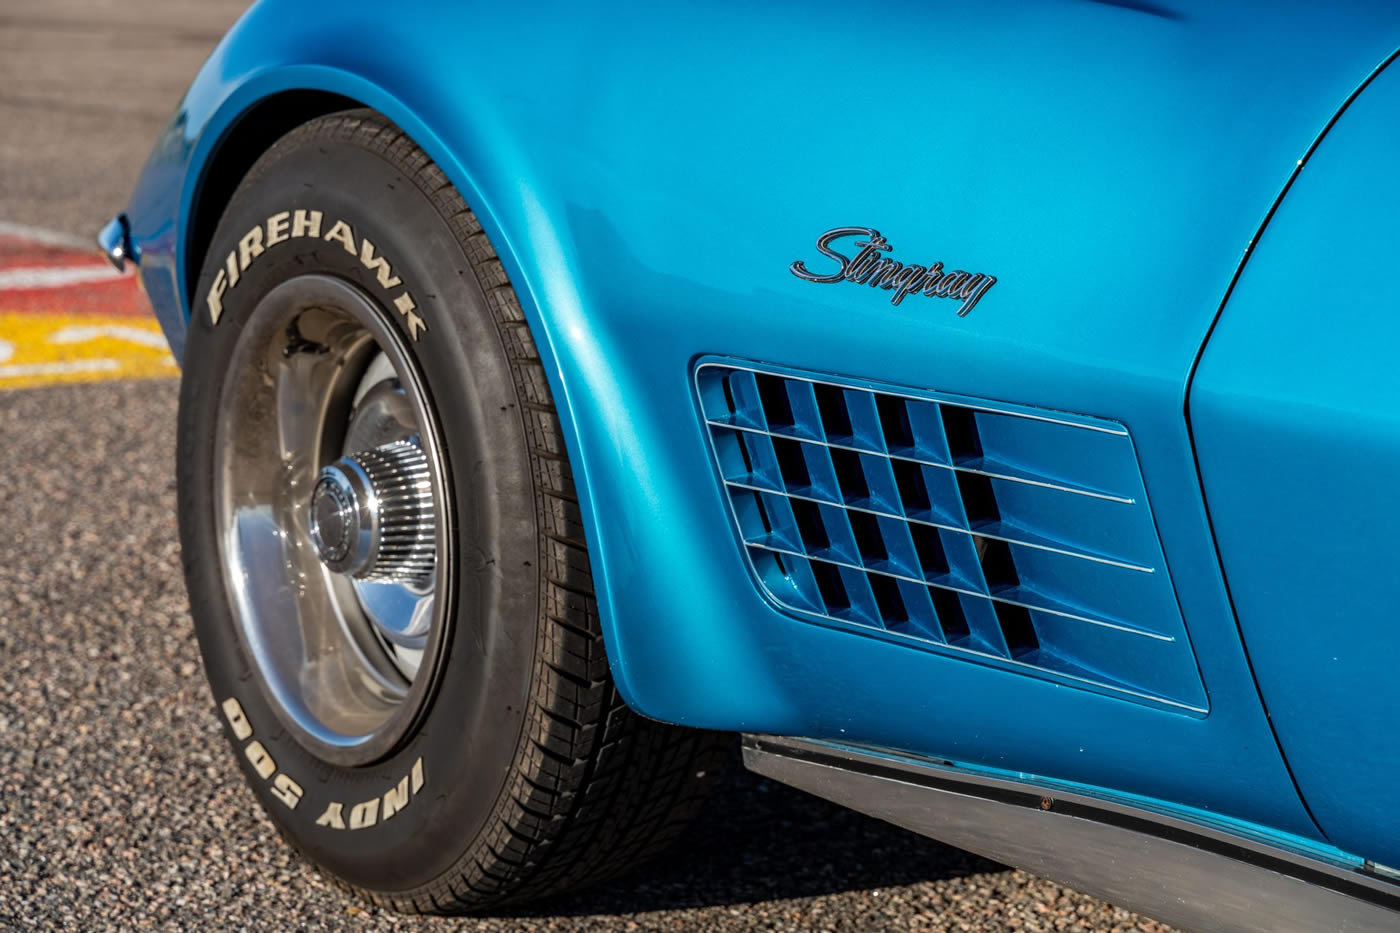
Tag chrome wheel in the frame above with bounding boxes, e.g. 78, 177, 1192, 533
214, 274, 451, 766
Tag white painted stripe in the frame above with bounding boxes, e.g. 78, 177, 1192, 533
47, 325, 169, 350
0, 359, 121, 379
0, 220, 93, 250
0, 265, 126, 290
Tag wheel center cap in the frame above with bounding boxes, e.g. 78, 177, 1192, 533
307, 440, 435, 585
309, 471, 360, 567
309, 464, 371, 573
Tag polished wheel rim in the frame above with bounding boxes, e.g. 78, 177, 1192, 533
214, 274, 451, 766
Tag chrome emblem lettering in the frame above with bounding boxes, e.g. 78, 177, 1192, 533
790, 226, 997, 316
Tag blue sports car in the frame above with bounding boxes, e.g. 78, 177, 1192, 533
100, 1, 1400, 927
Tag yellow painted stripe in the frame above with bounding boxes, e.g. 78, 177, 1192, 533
0, 313, 175, 391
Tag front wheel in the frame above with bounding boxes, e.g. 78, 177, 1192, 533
176, 109, 727, 912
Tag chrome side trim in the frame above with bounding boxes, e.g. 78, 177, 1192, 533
742, 735, 1400, 933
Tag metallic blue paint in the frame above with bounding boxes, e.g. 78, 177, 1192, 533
118, 0, 1400, 862
1191, 51, 1400, 869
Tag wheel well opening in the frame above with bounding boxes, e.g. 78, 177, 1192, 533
184, 90, 361, 308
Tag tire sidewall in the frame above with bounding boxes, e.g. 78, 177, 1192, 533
178, 122, 538, 890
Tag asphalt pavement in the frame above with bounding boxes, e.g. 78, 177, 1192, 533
0, 3, 1179, 930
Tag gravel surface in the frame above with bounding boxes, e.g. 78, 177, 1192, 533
0, 2, 1182, 930
0, 0, 249, 238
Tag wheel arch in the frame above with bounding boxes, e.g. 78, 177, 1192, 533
182, 89, 359, 313
151, 57, 637, 708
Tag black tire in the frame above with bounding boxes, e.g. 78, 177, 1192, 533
177, 108, 729, 913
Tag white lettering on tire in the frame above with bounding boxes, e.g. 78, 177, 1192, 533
392, 293, 426, 340
271, 773, 305, 810
244, 740, 276, 780
314, 758, 427, 832
349, 799, 380, 830
359, 238, 402, 289
219, 696, 300, 811
207, 212, 428, 342
315, 802, 346, 829
221, 697, 252, 740
220, 698, 426, 826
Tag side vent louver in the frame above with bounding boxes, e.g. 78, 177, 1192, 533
695, 361, 1206, 714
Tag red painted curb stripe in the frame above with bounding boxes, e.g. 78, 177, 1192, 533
0, 235, 109, 269
0, 232, 150, 318
1, 279, 148, 317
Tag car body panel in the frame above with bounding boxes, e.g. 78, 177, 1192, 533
120, 0, 1400, 857
1191, 50, 1400, 870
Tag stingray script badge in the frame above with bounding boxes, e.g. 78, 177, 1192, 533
790, 226, 997, 316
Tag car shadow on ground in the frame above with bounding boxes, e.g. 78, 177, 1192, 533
500, 744, 1007, 917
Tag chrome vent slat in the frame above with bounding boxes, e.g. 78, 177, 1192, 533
723, 477, 1153, 572
696, 360, 1207, 714
712, 362, 1132, 435
742, 539, 1170, 641
707, 418, 1132, 502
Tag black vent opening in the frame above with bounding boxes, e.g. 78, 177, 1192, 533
978, 538, 1019, 591
772, 437, 811, 490
790, 499, 830, 551
756, 373, 795, 431
995, 603, 1039, 659
847, 510, 888, 564
876, 395, 915, 450
736, 433, 756, 474
868, 574, 908, 623
930, 588, 971, 643
957, 472, 1000, 525
814, 383, 854, 439
748, 491, 773, 534
892, 459, 930, 513
830, 448, 870, 501
812, 561, 850, 613
941, 406, 983, 461
909, 523, 950, 578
